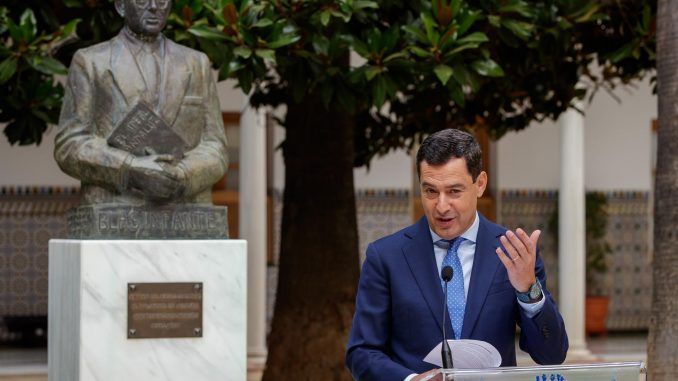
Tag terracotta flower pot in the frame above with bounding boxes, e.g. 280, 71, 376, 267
585, 296, 610, 336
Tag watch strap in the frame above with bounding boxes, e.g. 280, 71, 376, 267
516, 279, 543, 303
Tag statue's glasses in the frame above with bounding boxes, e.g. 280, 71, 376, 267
133, 0, 171, 9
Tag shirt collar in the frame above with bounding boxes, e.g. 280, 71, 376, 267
430, 211, 480, 246
122, 26, 165, 57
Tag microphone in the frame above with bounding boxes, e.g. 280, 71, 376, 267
440, 265, 454, 369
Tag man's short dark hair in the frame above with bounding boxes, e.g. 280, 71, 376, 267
416, 129, 482, 182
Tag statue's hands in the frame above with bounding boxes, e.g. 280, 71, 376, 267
126, 154, 185, 200
159, 160, 188, 199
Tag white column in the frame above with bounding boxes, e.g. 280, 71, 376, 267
239, 100, 268, 378
558, 103, 593, 360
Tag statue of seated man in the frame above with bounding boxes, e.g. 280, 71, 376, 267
54, 0, 229, 238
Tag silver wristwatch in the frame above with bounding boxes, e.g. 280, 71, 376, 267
516, 279, 543, 303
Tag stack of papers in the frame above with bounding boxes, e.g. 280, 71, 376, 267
423, 340, 502, 369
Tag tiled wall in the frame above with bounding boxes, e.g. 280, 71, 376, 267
268, 189, 412, 266
0, 187, 80, 317
499, 190, 652, 331
356, 189, 412, 264
599, 192, 652, 330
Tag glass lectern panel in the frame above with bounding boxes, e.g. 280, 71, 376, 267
439, 362, 645, 381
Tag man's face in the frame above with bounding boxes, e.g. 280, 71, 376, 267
122, 0, 171, 37
419, 158, 487, 240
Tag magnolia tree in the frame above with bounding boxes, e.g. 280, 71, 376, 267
0, 0, 656, 379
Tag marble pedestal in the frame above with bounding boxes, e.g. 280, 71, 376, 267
48, 239, 247, 381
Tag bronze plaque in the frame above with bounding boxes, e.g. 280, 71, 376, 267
127, 282, 203, 339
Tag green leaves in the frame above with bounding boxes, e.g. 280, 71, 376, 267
0, 5, 82, 146
456, 31, 489, 45
0, 7, 8, 35
252, 18, 273, 28
61, 18, 80, 38
410, 46, 432, 58
63, 0, 86, 7
372, 78, 386, 108
432, 0, 461, 27
234, 46, 252, 58
570, 3, 602, 23
498, 0, 534, 18
421, 12, 440, 45
188, 25, 228, 41
320, 11, 331, 27
472, 58, 504, 77
27, 56, 67, 76
364, 66, 382, 81
0, 57, 17, 84
254, 48, 275, 62
0, 6, 78, 82
403, 25, 428, 45
164, 0, 301, 96
16, 9, 37, 42
406, 4, 491, 61
434, 64, 453, 85
0, 0, 657, 154
501, 19, 534, 40
267, 33, 300, 49
353, 1, 379, 10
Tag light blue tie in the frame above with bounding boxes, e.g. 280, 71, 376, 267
441, 237, 465, 340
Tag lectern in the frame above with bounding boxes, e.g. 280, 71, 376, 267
438, 362, 645, 381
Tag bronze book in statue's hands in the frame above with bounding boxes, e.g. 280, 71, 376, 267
107, 101, 186, 160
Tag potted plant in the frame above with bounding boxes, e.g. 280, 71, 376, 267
582, 192, 613, 335
549, 192, 613, 335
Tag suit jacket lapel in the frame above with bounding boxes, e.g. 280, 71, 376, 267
159, 39, 191, 127
461, 215, 503, 338
109, 33, 146, 109
402, 217, 447, 334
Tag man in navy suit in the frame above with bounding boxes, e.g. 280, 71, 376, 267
346, 129, 568, 381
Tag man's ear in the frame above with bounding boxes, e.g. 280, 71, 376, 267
475, 171, 488, 198
114, 0, 125, 17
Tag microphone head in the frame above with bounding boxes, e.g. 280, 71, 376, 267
441, 266, 453, 282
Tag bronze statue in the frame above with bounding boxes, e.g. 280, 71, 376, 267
55, 0, 229, 238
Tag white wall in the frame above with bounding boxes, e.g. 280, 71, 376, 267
496, 119, 561, 190
583, 79, 655, 190
0, 127, 79, 187
497, 76, 656, 191
354, 149, 412, 190
217, 79, 246, 113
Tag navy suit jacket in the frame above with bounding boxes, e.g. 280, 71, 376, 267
346, 215, 568, 381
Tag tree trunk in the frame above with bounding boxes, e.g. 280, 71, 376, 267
262, 96, 359, 380
649, 1, 678, 378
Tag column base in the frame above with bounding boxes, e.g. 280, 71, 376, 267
247, 350, 267, 381
565, 346, 596, 362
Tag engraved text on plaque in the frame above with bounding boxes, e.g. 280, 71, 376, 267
127, 282, 203, 339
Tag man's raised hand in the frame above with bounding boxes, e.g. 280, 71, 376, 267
495, 228, 541, 292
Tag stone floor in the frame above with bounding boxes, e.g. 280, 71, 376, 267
0, 333, 647, 380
